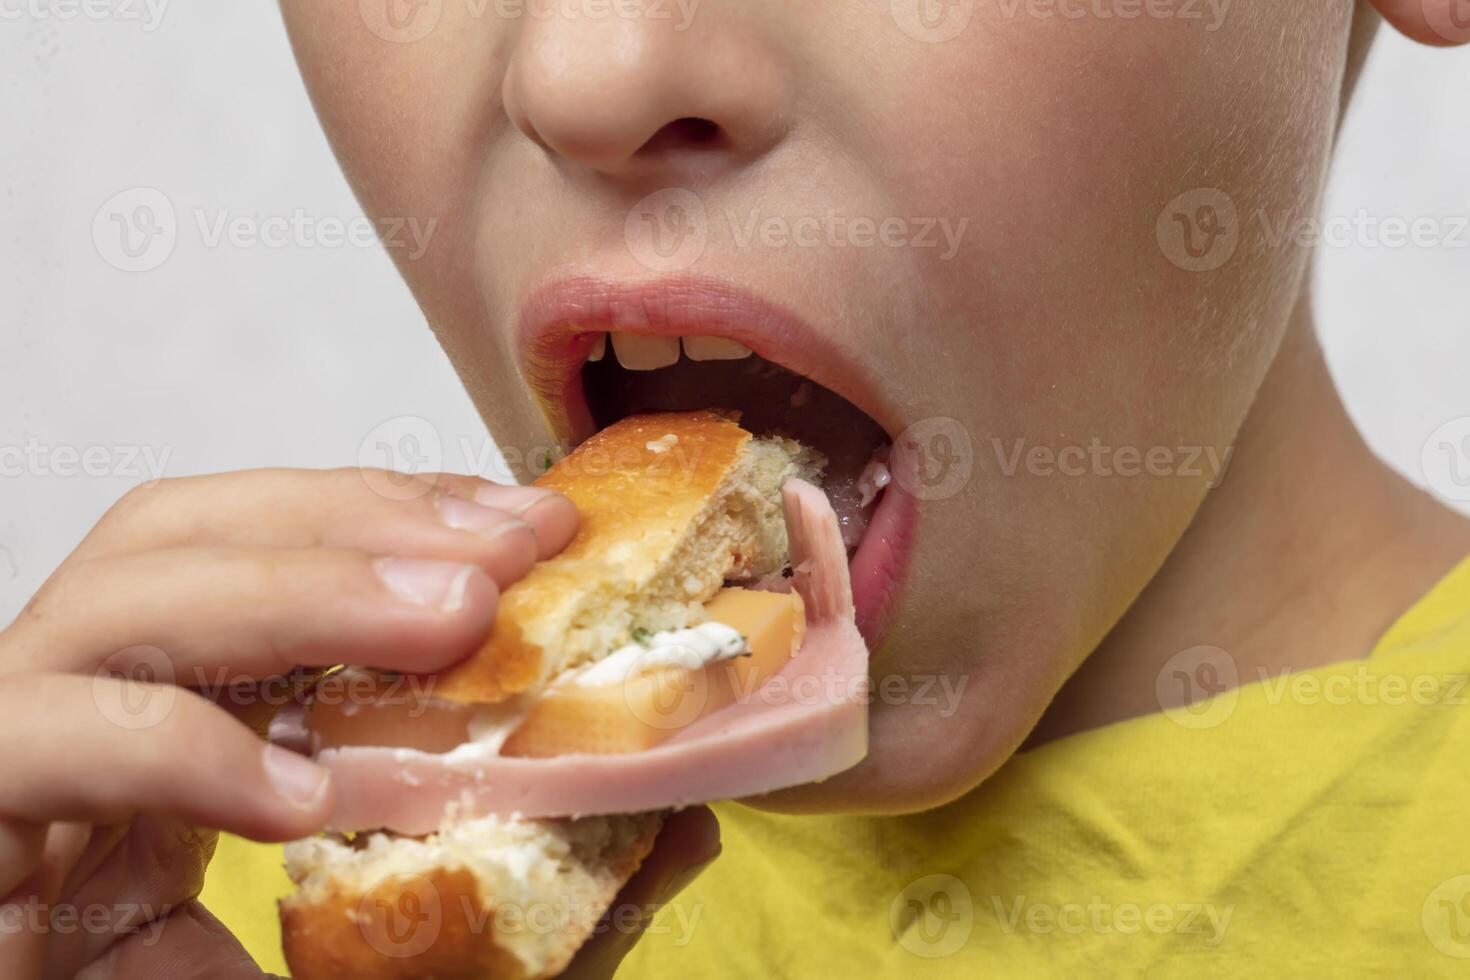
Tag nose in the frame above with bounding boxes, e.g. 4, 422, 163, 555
503, 10, 791, 176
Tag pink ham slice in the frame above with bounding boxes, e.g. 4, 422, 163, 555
316, 479, 870, 834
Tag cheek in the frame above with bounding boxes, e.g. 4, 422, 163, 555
279, 2, 510, 339
845, 2, 1354, 674
853, 0, 1353, 456
868, 1, 1351, 376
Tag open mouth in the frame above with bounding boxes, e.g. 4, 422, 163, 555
585, 337, 892, 552
517, 275, 917, 646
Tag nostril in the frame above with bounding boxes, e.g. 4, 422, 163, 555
637, 117, 725, 157
671, 118, 722, 144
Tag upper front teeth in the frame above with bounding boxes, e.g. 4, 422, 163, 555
683, 336, 753, 361
595, 332, 755, 370
611, 333, 680, 370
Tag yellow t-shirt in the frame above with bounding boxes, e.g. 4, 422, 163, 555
205, 557, 1470, 976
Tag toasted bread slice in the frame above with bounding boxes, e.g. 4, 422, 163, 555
430, 410, 822, 704
281, 812, 662, 980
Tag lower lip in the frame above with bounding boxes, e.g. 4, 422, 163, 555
847, 483, 917, 648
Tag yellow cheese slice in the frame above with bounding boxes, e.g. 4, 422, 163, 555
307, 587, 806, 758
502, 587, 805, 757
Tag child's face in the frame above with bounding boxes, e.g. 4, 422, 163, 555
282, 0, 1360, 804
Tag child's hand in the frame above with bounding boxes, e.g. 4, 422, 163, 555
0, 468, 576, 978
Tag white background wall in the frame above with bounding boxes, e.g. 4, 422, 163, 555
2, 6, 1468, 624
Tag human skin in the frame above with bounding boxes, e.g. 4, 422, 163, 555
276, 0, 1470, 807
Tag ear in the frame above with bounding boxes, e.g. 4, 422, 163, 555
1368, 0, 1470, 46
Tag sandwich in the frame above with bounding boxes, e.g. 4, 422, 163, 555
279, 410, 871, 979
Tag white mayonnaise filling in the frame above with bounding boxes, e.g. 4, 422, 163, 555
456, 623, 749, 755
467, 699, 532, 752
571, 623, 748, 688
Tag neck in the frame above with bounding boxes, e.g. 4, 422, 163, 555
1029, 298, 1470, 745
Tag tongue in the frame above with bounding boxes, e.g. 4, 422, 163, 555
825, 454, 891, 550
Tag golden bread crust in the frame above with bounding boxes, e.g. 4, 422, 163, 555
282, 868, 526, 980
281, 814, 663, 980
430, 410, 750, 704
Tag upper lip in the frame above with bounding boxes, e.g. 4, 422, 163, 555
517, 274, 899, 448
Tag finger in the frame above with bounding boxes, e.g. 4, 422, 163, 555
72, 469, 577, 584
74, 901, 269, 980
563, 807, 721, 980
0, 674, 332, 843
55, 823, 131, 912
0, 822, 91, 980
0, 819, 46, 899
3, 547, 498, 679
47, 817, 216, 980
428, 474, 579, 560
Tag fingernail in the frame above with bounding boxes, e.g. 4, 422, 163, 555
268, 703, 310, 753
473, 484, 563, 516
262, 745, 331, 810
437, 495, 533, 540
375, 558, 478, 613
